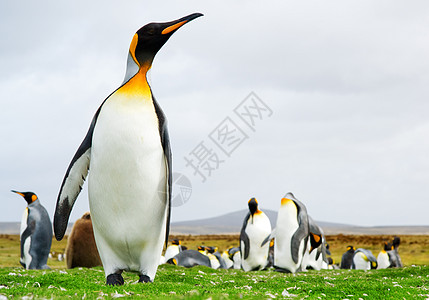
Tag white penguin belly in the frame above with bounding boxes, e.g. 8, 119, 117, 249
242, 214, 271, 271
353, 252, 370, 270
274, 207, 302, 272
20, 209, 32, 268
377, 251, 390, 269
233, 252, 241, 269
88, 95, 167, 275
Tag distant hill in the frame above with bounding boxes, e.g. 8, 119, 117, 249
0, 222, 21, 235
170, 209, 429, 235
1, 210, 428, 235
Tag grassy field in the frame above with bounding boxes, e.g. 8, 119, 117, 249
1, 234, 428, 299
0, 264, 428, 299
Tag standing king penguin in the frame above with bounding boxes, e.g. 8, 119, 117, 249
240, 198, 272, 271
262, 192, 310, 273
340, 245, 356, 269
53, 13, 203, 285
163, 239, 182, 263
12, 190, 52, 269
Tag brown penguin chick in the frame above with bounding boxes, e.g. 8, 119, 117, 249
66, 212, 102, 268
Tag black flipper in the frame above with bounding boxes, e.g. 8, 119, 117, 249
152, 97, 172, 247
289, 197, 309, 265
261, 228, 276, 247
53, 105, 104, 241
240, 213, 251, 260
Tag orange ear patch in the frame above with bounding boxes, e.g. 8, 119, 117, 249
129, 34, 139, 66
312, 233, 321, 243
281, 198, 291, 205
31, 194, 38, 202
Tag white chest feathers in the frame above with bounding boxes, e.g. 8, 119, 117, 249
87, 93, 168, 276
274, 202, 302, 271
241, 212, 272, 271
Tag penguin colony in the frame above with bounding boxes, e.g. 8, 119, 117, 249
9, 13, 406, 283
162, 194, 403, 274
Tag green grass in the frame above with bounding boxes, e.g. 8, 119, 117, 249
2, 234, 429, 298
0, 264, 428, 299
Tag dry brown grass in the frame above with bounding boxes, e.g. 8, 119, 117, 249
0, 234, 427, 268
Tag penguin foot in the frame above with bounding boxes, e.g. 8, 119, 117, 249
106, 273, 124, 286
138, 275, 152, 283
274, 267, 292, 273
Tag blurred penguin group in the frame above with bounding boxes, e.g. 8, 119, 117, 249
340, 236, 403, 270
160, 193, 403, 274
160, 193, 330, 272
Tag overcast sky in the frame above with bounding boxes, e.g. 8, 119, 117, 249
1, 1, 429, 227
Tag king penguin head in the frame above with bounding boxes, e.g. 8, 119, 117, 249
248, 198, 259, 217
11, 190, 38, 205
123, 13, 203, 83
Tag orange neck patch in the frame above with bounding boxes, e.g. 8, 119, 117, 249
117, 64, 152, 98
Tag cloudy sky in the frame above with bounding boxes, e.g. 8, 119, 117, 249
1, 1, 428, 227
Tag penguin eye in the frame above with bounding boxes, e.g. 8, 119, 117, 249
146, 27, 156, 36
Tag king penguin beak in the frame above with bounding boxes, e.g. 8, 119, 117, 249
161, 13, 204, 35
11, 190, 24, 197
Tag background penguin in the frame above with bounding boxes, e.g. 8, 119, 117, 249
302, 217, 324, 270
322, 242, 332, 269
392, 236, 403, 267
327, 257, 339, 269
167, 250, 211, 268
352, 248, 377, 270
240, 198, 272, 271
53, 13, 203, 285
262, 192, 310, 273
377, 242, 393, 269
204, 246, 227, 269
378, 237, 403, 268
12, 190, 52, 269
163, 239, 183, 263
211, 251, 227, 269
65, 212, 102, 269
228, 247, 241, 269
340, 245, 356, 269
221, 247, 235, 269
197, 245, 208, 255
